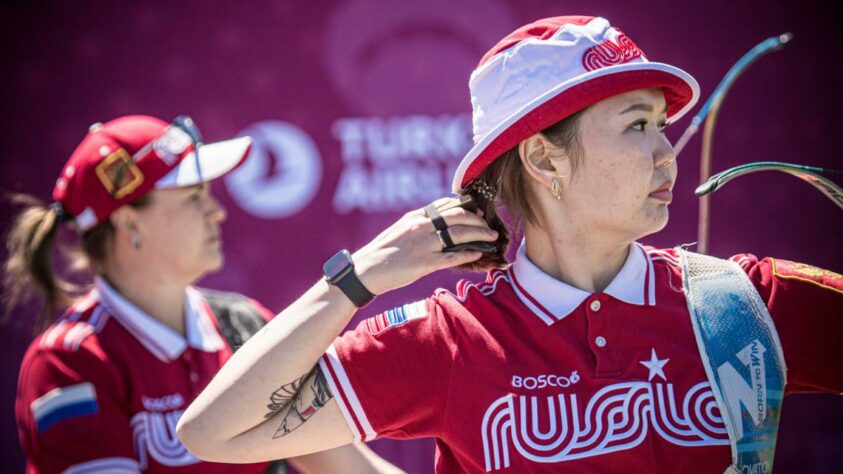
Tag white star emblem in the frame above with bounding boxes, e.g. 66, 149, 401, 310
639, 348, 669, 381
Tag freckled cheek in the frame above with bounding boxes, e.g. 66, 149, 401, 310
610, 155, 644, 194
629, 152, 654, 189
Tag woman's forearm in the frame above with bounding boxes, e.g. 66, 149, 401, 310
177, 278, 357, 453
177, 202, 496, 460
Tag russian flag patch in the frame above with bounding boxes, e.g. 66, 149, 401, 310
31, 382, 99, 433
367, 300, 428, 333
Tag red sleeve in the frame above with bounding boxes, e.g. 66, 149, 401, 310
732, 254, 843, 394
16, 340, 140, 473
318, 297, 455, 442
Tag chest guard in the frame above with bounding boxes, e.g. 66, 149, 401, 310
678, 249, 787, 474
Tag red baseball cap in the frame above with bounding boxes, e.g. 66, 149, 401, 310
52, 115, 252, 231
452, 16, 700, 192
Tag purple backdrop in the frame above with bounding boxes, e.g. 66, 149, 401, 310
1, 1, 841, 472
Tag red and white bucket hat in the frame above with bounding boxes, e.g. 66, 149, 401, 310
452, 16, 700, 193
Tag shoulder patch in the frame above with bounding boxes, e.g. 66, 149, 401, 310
772, 258, 843, 295
366, 300, 429, 333
31, 382, 99, 433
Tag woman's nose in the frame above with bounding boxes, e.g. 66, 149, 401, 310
653, 132, 676, 169
206, 196, 227, 223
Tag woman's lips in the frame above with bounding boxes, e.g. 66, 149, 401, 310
649, 182, 673, 202
649, 190, 673, 202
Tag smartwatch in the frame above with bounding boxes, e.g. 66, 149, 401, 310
323, 250, 375, 307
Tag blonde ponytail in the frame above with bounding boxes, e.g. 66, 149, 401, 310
3, 194, 77, 329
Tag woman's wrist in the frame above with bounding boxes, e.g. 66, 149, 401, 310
351, 248, 387, 297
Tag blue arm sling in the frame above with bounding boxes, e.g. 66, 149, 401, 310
679, 249, 787, 474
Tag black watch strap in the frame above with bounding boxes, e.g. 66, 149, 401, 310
334, 269, 375, 308
323, 250, 375, 308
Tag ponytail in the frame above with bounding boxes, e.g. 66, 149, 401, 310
3, 194, 78, 330
456, 155, 517, 272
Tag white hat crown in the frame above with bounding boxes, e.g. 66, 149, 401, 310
469, 17, 647, 142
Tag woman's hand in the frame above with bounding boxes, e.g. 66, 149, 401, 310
353, 197, 498, 295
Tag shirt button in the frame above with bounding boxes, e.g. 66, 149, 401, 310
590, 300, 602, 312
190, 372, 199, 382
595, 336, 607, 347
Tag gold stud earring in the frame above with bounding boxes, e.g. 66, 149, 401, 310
550, 178, 562, 200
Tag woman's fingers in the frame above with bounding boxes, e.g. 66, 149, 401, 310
423, 206, 489, 231
442, 207, 489, 228
434, 250, 484, 269
437, 224, 498, 247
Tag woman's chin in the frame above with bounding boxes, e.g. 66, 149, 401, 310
652, 208, 670, 233
658, 205, 670, 222
638, 206, 670, 238
208, 254, 225, 273
200, 252, 225, 276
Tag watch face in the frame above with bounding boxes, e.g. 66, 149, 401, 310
323, 249, 353, 283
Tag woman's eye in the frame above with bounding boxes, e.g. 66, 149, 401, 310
630, 120, 647, 132
629, 120, 668, 133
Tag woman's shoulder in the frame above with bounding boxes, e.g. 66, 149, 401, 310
19, 293, 120, 394
641, 244, 778, 274
346, 272, 509, 340
27, 291, 112, 358
639, 245, 683, 267
437, 268, 512, 303
640, 245, 755, 273
428, 268, 516, 329
641, 245, 842, 297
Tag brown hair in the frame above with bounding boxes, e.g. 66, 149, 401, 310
3, 193, 150, 331
458, 109, 586, 272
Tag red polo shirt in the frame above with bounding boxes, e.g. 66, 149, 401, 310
16, 278, 271, 474
320, 244, 843, 473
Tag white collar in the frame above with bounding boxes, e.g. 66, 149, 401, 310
95, 277, 226, 361
508, 240, 656, 325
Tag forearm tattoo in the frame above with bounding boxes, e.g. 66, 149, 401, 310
263, 364, 333, 439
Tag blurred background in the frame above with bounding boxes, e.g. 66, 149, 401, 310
1, 0, 841, 472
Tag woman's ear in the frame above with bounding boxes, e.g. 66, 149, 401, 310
110, 206, 147, 252
518, 134, 571, 190
109, 206, 140, 236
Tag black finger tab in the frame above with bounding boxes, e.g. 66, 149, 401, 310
437, 229, 455, 248
424, 204, 448, 232
443, 241, 496, 253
